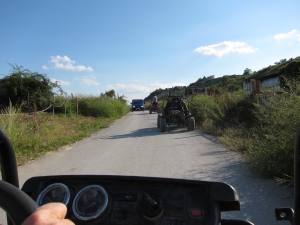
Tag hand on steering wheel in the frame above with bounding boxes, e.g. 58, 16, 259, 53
0, 181, 74, 225
22, 203, 74, 225
0, 180, 37, 225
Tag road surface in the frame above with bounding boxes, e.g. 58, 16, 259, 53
0, 111, 293, 225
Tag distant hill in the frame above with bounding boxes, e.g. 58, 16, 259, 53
144, 56, 300, 100
144, 86, 186, 101
188, 74, 244, 92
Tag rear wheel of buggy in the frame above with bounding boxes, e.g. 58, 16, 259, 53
187, 117, 195, 131
160, 117, 167, 132
157, 115, 161, 128
150, 109, 152, 114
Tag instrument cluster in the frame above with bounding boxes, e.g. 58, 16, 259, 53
22, 175, 240, 225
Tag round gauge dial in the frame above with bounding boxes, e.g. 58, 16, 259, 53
37, 183, 70, 206
72, 185, 109, 221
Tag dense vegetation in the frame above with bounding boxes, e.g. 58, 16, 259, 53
189, 93, 299, 181
0, 66, 59, 112
0, 66, 129, 164
189, 75, 245, 93
145, 56, 300, 181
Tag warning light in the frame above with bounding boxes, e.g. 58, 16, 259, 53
190, 208, 206, 218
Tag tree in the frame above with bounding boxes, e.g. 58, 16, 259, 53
104, 89, 116, 98
0, 65, 59, 111
275, 58, 287, 65
118, 95, 127, 103
243, 68, 252, 76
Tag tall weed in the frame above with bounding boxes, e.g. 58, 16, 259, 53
189, 92, 299, 180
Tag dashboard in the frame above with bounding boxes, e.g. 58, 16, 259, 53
22, 175, 240, 225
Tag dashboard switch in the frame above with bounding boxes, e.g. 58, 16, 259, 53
113, 193, 137, 202
139, 193, 162, 218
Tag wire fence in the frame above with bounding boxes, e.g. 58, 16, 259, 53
0, 95, 81, 117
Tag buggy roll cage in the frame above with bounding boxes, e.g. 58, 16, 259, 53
0, 128, 299, 225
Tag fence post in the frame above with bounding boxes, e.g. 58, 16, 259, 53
52, 95, 55, 116
76, 96, 79, 117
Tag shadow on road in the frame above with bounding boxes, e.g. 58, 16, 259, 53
184, 147, 293, 225
199, 132, 220, 144
99, 127, 195, 139
100, 127, 161, 139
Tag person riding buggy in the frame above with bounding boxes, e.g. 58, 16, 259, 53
149, 96, 158, 114
157, 95, 195, 132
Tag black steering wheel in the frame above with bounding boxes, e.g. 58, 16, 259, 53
0, 180, 37, 225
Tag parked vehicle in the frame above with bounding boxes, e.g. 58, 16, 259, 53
131, 99, 144, 111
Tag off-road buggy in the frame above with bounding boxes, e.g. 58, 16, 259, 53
157, 96, 195, 132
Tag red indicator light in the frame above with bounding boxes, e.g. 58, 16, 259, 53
190, 208, 206, 217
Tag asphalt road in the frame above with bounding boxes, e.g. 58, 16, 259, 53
0, 111, 293, 225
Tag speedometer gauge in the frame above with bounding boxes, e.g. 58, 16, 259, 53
72, 185, 109, 221
37, 183, 70, 206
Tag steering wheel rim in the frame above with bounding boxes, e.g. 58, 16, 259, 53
0, 180, 37, 225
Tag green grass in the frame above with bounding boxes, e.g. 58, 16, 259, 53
189, 93, 299, 181
0, 97, 129, 165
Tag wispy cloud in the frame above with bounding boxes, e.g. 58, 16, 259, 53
273, 29, 300, 42
194, 41, 257, 57
42, 65, 49, 70
48, 55, 94, 72
108, 81, 186, 100
78, 76, 100, 86
50, 78, 70, 86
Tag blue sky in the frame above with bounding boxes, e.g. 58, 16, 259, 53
1, 0, 300, 100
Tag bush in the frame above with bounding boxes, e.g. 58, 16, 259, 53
189, 92, 299, 180
0, 66, 58, 112
189, 95, 223, 126
246, 95, 300, 177
0, 96, 129, 164
77, 96, 129, 117
219, 94, 258, 127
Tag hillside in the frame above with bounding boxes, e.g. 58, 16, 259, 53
188, 74, 244, 92
144, 56, 300, 100
248, 56, 300, 80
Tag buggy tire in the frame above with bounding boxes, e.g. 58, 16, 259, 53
160, 117, 167, 132
150, 109, 152, 114
187, 117, 195, 131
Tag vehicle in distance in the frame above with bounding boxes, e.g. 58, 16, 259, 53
131, 99, 144, 111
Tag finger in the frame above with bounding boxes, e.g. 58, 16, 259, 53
38, 203, 67, 219
62, 219, 75, 225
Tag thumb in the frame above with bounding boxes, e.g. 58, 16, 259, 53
38, 203, 67, 219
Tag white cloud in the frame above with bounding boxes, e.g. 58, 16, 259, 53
273, 29, 300, 42
78, 76, 100, 86
50, 78, 70, 86
49, 55, 94, 72
108, 81, 187, 100
42, 65, 49, 70
194, 41, 257, 57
